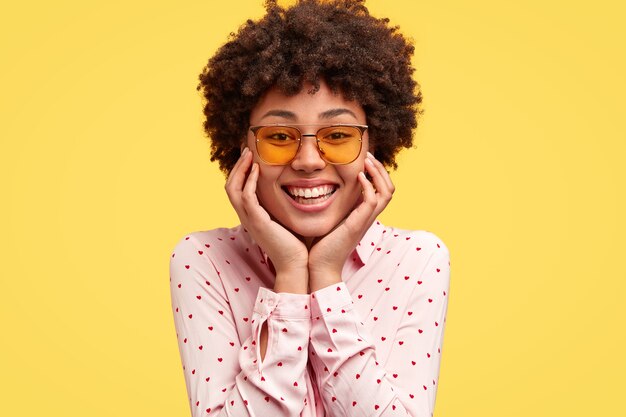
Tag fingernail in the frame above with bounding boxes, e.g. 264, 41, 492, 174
366, 151, 374, 159
365, 158, 374, 166
242, 147, 249, 156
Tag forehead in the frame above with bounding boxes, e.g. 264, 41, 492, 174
249, 82, 366, 123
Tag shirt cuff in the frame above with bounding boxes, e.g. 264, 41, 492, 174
310, 282, 353, 319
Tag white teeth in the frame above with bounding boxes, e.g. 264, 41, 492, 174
286, 185, 335, 199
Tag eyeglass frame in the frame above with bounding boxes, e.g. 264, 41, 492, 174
248, 123, 368, 166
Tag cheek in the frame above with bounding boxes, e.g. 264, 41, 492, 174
339, 167, 365, 199
255, 167, 282, 203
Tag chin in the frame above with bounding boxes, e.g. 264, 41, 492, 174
282, 217, 338, 239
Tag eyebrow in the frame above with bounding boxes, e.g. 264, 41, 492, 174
319, 108, 358, 119
259, 108, 358, 121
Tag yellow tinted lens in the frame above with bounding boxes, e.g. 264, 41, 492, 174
317, 126, 362, 164
256, 126, 300, 164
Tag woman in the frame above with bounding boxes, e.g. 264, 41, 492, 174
169, 1, 451, 416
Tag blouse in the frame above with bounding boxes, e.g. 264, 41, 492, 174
169, 220, 451, 417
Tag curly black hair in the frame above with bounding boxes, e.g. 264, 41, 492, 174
197, 0, 422, 176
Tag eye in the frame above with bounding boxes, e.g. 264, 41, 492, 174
327, 131, 349, 140
269, 132, 293, 141
321, 127, 357, 141
259, 126, 299, 142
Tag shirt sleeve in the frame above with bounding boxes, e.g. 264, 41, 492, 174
169, 234, 312, 417
307, 246, 451, 417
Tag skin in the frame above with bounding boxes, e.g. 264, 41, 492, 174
224, 81, 396, 359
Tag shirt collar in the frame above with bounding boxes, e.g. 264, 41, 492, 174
354, 219, 387, 265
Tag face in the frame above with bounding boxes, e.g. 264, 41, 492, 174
247, 81, 369, 241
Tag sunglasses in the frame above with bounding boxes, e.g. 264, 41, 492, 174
249, 124, 368, 165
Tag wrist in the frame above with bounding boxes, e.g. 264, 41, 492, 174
273, 268, 309, 294
308, 269, 342, 292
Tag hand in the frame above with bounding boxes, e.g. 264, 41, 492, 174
308, 152, 395, 291
225, 148, 309, 292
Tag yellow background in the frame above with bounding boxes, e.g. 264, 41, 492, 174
2, 0, 624, 416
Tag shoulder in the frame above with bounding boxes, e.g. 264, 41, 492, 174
169, 225, 246, 256
380, 224, 450, 258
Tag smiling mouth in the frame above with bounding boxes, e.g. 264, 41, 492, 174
283, 185, 337, 205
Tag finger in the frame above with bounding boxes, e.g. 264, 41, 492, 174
364, 156, 393, 203
225, 147, 252, 191
345, 171, 378, 226
225, 149, 253, 223
366, 152, 395, 194
240, 162, 267, 221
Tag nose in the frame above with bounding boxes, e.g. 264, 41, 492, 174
290, 134, 326, 172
